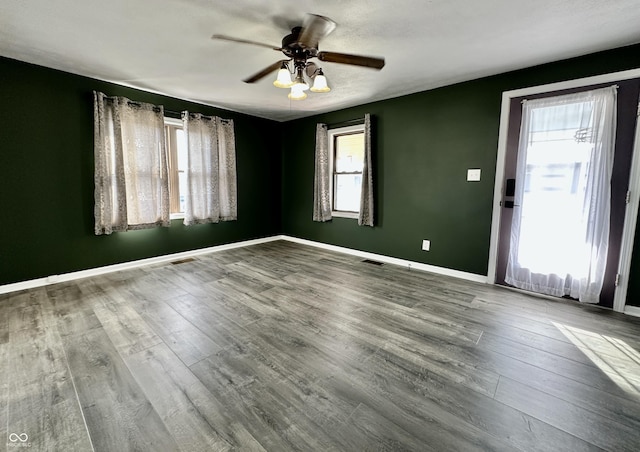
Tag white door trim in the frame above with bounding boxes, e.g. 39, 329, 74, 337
487, 67, 640, 313
613, 104, 640, 312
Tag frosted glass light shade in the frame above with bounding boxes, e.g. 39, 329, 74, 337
292, 78, 309, 91
310, 74, 330, 92
273, 68, 293, 88
288, 84, 308, 100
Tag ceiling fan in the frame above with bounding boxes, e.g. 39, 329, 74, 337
211, 14, 385, 100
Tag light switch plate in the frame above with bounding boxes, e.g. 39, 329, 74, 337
422, 239, 430, 251
467, 168, 481, 181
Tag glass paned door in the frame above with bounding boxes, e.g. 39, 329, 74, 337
495, 80, 640, 308
512, 101, 596, 278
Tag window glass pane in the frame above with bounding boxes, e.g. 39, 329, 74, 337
178, 172, 187, 213
334, 174, 362, 212
166, 123, 188, 215
176, 129, 188, 171
335, 133, 364, 173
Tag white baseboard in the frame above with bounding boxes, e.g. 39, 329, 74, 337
625, 305, 640, 318
0, 236, 281, 295
0, 234, 488, 296
29, 233, 640, 311
7, 233, 640, 316
282, 237, 640, 315
6, 234, 639, 315
279, 235, 488, 284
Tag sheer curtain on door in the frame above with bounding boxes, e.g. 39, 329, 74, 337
505, 86, 617, 303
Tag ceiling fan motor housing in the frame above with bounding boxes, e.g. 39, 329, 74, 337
282, 27, 318, 62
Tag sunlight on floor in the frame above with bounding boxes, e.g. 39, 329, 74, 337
553, 322, 640, 396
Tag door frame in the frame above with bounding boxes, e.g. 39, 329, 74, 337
487, 68, 640, 314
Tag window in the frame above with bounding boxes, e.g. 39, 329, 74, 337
329, 124, 365, 217
95, 91, 238, 234
164, 118, 188, 219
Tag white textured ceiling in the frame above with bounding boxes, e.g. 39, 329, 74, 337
2, 0, 640, 121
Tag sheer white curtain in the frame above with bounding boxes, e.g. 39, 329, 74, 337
359, 113, 374, 226
218, 118, 238, 221
94, 91, 170, 235
182, 112, 237, 225
505, 86, 617, 303
313, 123, 332, 222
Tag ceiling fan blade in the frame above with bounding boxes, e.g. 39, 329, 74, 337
298, 14, 336, 48
211, 34, 281, 51
317, 51, 385, 70
243, 60, 288, 83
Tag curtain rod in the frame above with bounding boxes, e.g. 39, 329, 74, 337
105, 97, 162, 112
327, 118, 365, 129
520, 83, 619, 103
167, 110, 232, 123
165, 109, 182, 118
102, 96, 231, 123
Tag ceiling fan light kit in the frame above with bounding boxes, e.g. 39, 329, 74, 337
212, 13, 385, 101
285, 65, 326, 100
276, 62, 330, 100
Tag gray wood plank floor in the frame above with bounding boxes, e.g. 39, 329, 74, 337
2, 240, 640, 451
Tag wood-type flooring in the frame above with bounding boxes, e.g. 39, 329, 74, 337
2, 240, 640, 451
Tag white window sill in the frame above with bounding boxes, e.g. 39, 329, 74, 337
170, 213, 185, 220
332, 211, 359, 219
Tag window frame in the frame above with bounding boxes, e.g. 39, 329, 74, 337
328, 124, 366, 219
164, 117, 186, 220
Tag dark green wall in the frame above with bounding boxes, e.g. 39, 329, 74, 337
0, 57, 281, 286
3, 43, 640, 307
281, 84, 499, 275
281, 44, 640, 295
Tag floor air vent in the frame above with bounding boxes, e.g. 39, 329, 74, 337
362, 259, 384, 266
171, 257, 196, 265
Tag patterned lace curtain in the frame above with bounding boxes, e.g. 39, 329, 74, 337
359, 113, 374, 226
313, 123, 332, 222
182, 112, 237, 225
218, 118, 238, 221
94, 91, 170, 235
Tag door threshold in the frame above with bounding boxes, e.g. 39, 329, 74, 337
494, 283, 613, 312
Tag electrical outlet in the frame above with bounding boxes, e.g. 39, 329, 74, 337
422, 239, 430, 251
